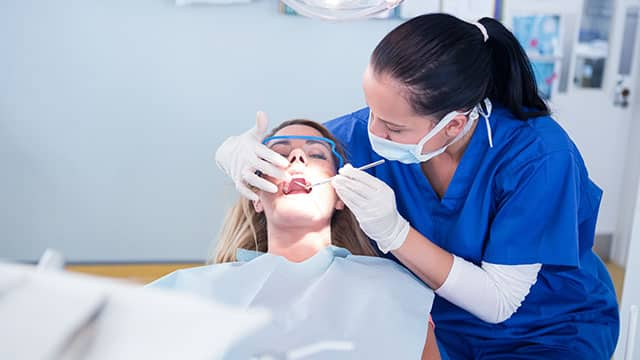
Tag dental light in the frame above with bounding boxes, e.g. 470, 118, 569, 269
280, 0, 404, 20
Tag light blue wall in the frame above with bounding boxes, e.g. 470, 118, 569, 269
0, 0, 400, 262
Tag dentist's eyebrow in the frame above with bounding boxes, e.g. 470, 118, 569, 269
378, 117, 407, 128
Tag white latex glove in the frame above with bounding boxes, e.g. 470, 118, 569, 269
215, 111, 290, 201
331, 164, 410, 253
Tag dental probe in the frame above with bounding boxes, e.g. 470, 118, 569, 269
300, 159, 386, 189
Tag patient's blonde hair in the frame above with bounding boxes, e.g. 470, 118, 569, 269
211, 119, 377, 263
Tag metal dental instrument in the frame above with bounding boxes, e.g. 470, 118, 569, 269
295, 159, 386, 190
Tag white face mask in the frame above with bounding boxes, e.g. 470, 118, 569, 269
368, 99, 493, 164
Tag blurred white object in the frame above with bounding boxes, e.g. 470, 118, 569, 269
37, 248, 65, 271
0, 262, 270, 360
281, 0, 403, 20
176, 0, 252, 5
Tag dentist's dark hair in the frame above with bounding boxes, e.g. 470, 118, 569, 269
371, 13, 549, 120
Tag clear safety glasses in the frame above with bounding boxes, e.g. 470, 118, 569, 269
262, 135, 345, 170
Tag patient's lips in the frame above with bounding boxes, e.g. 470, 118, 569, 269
283, 177, 311, 195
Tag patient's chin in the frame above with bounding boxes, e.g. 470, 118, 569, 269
268, 205, 332, 227
259, 188, 337, 229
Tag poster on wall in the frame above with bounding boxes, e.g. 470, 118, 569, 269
278, 1, 298, 15
512, 14, 562, 100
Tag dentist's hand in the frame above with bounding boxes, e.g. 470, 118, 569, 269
215, 111, 290, 201
332, 164, 410, 253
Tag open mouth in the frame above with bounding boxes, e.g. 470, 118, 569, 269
283, 177, 311, 195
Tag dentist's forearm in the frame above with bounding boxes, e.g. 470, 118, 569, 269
392, 227, 454, 290
392, 227, 541, 324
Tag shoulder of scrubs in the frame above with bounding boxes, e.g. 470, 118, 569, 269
324, 108, 375, 166
485, 108, 602, 266
324, 107, 369, 132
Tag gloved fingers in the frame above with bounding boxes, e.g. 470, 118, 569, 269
338, 164, 382, 191
336, 163, 356, 177
214, 136, 239, 174
235, 182, 259, 201
333, 185, 366, 214
254, 144, 291, 172
253, 111, 269, 138
253, 160, 290, 183
332, 175, 369, 209
242, 168, 279, 194
332, 171, 373, 200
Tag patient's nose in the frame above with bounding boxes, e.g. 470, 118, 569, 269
288, 149, 307, 166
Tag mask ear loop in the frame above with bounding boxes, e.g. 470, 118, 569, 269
414, 110, 459, 156
478, 98, 494, 148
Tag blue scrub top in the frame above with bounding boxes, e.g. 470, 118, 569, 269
325, 105, 619, 359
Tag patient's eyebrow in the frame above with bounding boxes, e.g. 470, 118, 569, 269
267, 138, 331, 152
268, 140, 291, 147
305, 139, 331, 150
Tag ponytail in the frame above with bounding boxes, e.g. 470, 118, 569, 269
371, 14, 549, 122
479, 17, 549, 119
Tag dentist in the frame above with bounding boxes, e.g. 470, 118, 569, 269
215, 14, 619, 359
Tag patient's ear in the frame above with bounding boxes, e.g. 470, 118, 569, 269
335, 199, 345, 211
252, 199, 264, 213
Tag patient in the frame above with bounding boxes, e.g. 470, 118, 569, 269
150, 119, 439, 359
